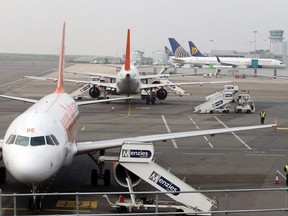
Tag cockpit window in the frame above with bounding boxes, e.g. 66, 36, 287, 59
46, 136, 55, 145
6, 134, 16, 144
31, 136, 45, 146
50, 134, 59, 145
15, 135, 29, 146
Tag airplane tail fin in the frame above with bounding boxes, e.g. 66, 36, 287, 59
164, 46, 174, 56
124, 29, 131, 71
168, 38, 190, 58
55, 22, 66, 93
188, 41, 206, 57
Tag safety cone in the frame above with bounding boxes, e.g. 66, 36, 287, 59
275, 174, 280, 184
111, 106, 115, 111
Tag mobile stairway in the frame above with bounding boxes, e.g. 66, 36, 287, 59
101, 142, 216, 215
194, 85, 239, 113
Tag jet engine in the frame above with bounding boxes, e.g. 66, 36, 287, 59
156, 88, 168, 100
89, 85, 101, 98
152, 80, 168, 100
113, 162, 141, 187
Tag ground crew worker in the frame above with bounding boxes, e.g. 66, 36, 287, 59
259, 110, 266, 124
284, 163, 288, 186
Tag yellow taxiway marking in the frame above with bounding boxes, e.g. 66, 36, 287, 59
56, 200, 97, 208
1, 207, 91, 213
79, 101, 132, 126
276, 127, 288, 130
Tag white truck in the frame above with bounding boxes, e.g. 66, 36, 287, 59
235, 93, 255, 113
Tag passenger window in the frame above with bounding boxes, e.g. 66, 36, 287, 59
50, 135, 59, 145
7, 134, 16, 144
15, 136, 29, 146
46, 136, 55, 145
31, 136, 45, 146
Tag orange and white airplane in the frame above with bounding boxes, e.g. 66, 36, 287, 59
26, 29, 231, 104
0, 23, 275, 209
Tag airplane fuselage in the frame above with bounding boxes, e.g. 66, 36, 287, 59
171, 56, 286, 69
116, 64, 141, 95
2, 93, 79, 184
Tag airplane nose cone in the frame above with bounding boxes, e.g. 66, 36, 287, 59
9, 152, 47, 184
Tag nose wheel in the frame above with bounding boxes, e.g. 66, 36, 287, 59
28, 185, 41, 210
0, 167, 6, 184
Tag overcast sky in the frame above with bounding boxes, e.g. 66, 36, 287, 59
0, 0, 287, 56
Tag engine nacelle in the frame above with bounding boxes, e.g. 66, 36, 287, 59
113, 162, 141, 188
156, 88, 168, 100
152, 80, 160, 85
89, 85, 101, 98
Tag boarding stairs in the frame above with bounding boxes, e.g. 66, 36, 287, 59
194, 85, 239, 113
100, 142, 216, 214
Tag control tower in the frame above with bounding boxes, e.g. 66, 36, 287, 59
269, 30, 285, 55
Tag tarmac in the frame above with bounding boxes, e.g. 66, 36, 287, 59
0, 57, 288, 215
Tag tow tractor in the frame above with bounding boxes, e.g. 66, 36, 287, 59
235, 93, 255, 113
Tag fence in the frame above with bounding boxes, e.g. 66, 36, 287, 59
1, 187, 288, 216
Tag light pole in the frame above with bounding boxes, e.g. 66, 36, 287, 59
253, 30, 257, 57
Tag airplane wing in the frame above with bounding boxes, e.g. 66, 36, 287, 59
65, 70, 118, 80
139, 73, 200, 80
0, 94, 38, 103
140, 80, 231, 90
25, 75, 117, 89
76, 97, 132, 106
76, 124, 275, 154
215, 56, 248, 68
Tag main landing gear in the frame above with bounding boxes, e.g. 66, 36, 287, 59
88, 150, 111, 186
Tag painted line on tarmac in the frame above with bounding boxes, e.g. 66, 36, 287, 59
277, 170, 286, 180
56, 200, 97, 208
245, 154, 284, 157
188, 115, 214, 148
276, 127, 288, 130
183, 153, 225, 156
161, 115, 178, 148
1, 207, 91, 213
80, 101, 132, 125
214, 116, 251, 150
4, 86, 26, 94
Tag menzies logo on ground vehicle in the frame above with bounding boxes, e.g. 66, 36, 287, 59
149, 171, 180, 196
122, 149, 152, 158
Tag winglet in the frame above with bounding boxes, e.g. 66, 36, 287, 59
124, 29, 130, 71
55, 22, 66, 93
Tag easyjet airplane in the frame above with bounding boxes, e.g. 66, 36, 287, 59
0, 23, 275, 209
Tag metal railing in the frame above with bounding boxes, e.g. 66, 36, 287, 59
1, 187, 288, 216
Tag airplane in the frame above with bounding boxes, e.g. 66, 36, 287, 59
164, 46, 174, 57
0, 23, 276, 209
26, 30, 231, 105
169, 38, 287, 69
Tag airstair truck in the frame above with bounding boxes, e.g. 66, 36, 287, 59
194, 85, 239, 113
102, 142, 216, 215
